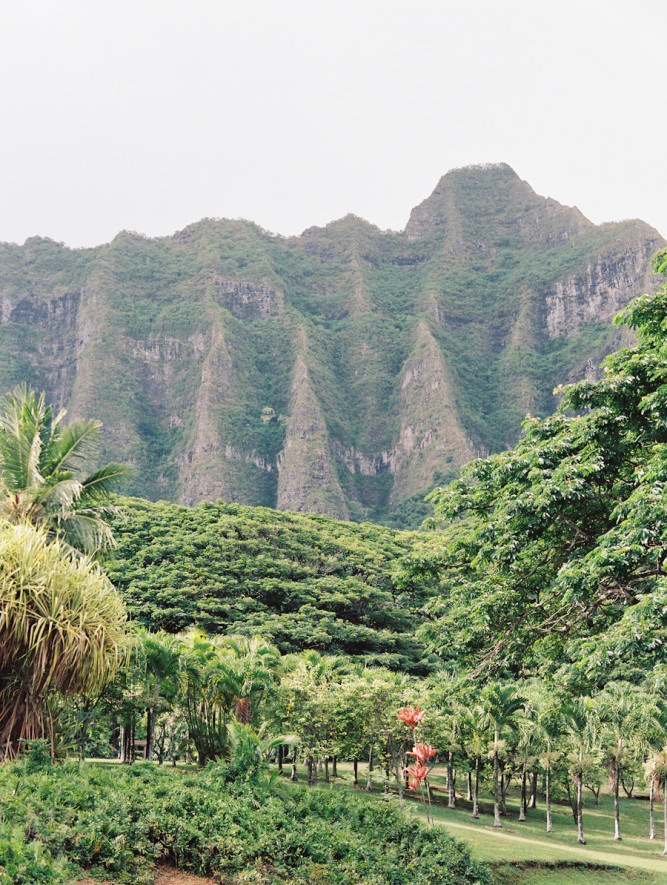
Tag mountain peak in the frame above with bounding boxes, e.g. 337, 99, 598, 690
405, 163, 591, 245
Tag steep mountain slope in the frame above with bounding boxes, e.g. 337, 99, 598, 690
0, 164, 662, 523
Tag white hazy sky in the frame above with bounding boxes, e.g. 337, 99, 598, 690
1, 0, 665, 248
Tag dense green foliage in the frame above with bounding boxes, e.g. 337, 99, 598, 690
105, 497, 436, 671
0, 523, 127, 759
0, 758, 491, 884
0, 385, 129, 555
412, 248, 667, 686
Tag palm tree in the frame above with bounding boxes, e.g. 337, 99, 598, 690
562, 698, 601, 845
461, 703, 486, 819
597, 682, 650, 842
0, 386, 130, 555
481, 683, 524, 828
516, 712, 538, 823
0, 522, 128, 758
647, 745, 667, 855
535, 691, 562, 834
142, 632, 181, 761
221, 634, 281, 725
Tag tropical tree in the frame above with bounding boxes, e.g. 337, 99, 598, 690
515, 710, 538, 823
596, 682, 650, 841
178, 632, 241, 765
535, 688, 563, 834
460, 702, 486, 819
481, 683, 524, 828
142, 632, 181, 761
0, 385, 129, 556
0, 522, 128, 758
648, 745, 667, 855
413, 248, 667, 684
223, 634, 281, 726
562, 698, 601, 845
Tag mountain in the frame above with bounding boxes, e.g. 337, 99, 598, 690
0, 163, 663, 525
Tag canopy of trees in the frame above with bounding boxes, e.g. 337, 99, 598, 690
105, 499, 436, 672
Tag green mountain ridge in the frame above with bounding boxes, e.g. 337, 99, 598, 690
0, 163, 663, 524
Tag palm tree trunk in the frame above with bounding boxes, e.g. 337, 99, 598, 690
546, 762, 553, 833
577, 774, 586, 844
467, 769, 472, 801
530, 771, 538, 809
613, 759, 622, 841
448, 750, 455, 808
518, 767, 527, 821
472, 753, 480, 819
493, 737, 502, 828
353, 758, 358, 785
649, 774, 655, 840
146, 707, 154, 761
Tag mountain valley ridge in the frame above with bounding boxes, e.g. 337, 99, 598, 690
0, 163, 663, 526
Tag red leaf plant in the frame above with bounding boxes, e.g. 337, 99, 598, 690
396, 705, 425, 730
408, 743, 438, 765
396, 705, 437, 825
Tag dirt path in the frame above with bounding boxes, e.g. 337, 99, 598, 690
77, 863, 217, 885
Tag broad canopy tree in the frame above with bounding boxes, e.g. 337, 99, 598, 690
413, 248, 667, 685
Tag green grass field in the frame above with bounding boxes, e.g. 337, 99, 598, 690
301, 762, 667, 884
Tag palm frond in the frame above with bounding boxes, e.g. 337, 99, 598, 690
78, 464, 133, 503
41, 419, 102, 476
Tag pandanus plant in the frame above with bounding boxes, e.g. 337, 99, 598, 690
0, 522, 128, 758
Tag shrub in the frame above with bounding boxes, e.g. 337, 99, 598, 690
0, 761, 491, 884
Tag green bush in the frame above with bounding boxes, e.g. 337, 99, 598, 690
0, 824, 70, 885
0, 761, 491, 884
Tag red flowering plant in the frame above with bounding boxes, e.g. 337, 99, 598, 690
396, 706, 437, 825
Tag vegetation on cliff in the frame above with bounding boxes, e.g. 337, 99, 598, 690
0, 165, 662, 524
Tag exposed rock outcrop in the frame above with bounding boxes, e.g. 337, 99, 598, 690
0, 165, 663, 522
277, 355, 349, 520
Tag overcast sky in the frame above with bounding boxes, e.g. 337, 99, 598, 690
1, 0, 665, 248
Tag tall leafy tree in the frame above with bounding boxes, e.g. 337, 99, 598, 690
415, 248, 667, 683
0, 386, 129, 555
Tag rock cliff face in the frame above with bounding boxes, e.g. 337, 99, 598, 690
0, 165, 663, 524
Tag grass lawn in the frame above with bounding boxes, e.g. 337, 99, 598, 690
85, 758, 667, 883
301, 761, 667, 884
